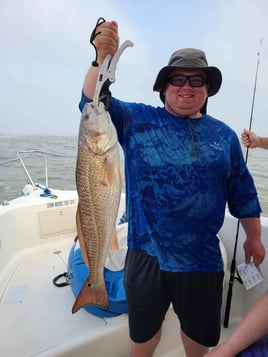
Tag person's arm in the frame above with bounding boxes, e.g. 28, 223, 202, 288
256, 136, 268, 149
203, 292, 268, 356
83, 21, 119, 100
241, 129, 268, 150
240, 217, 265, 266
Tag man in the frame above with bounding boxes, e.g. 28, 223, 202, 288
79, 20, 265, 357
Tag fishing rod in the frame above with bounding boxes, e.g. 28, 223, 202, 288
245, 38, 263, 163
223, 38, 263, 328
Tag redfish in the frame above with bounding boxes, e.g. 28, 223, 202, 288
72, 102, 121, 313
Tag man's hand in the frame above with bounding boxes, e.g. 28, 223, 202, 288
243, 238, 265, 266
93, 21, 119, 65
241, 217, 265, 266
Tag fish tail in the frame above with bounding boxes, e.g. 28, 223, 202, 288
72, 281, 109, 314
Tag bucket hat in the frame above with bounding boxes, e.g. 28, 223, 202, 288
153, 48, 222, 104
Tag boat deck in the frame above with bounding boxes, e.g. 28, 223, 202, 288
0, 235, 132, 356
0, 233, 240, 357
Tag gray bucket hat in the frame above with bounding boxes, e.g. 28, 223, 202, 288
153, 48, 222, 103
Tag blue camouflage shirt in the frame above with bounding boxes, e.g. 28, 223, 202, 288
79, 92, 261, 272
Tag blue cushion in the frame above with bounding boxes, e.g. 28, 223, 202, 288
68, 242, 128, 317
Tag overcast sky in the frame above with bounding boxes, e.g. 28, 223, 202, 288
1, 0, 267, 137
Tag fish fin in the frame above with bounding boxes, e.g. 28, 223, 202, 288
101, 158, 114, 186
119, 165, 124, 188
72, 281, 109, 314
76, 205, 90, 266
108, 229, 119, 251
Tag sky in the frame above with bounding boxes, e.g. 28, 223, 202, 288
0, 0, 268, 137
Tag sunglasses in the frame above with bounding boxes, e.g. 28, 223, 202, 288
168, 74, 207, 87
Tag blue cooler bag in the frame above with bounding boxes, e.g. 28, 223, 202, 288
67, 228, 128, 318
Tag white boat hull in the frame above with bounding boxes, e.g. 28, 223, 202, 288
0, 188, 267, 356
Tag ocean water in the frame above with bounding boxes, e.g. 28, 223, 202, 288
243, 146, 268, 217
0, 135, 77, 201
0, 135, 268, 216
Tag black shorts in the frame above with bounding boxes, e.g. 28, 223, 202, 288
124, 249, 224, 346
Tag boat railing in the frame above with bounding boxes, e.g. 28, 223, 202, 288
0, 149, 76, 190
1, 151, 268, 185
1, 150, 267, 210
